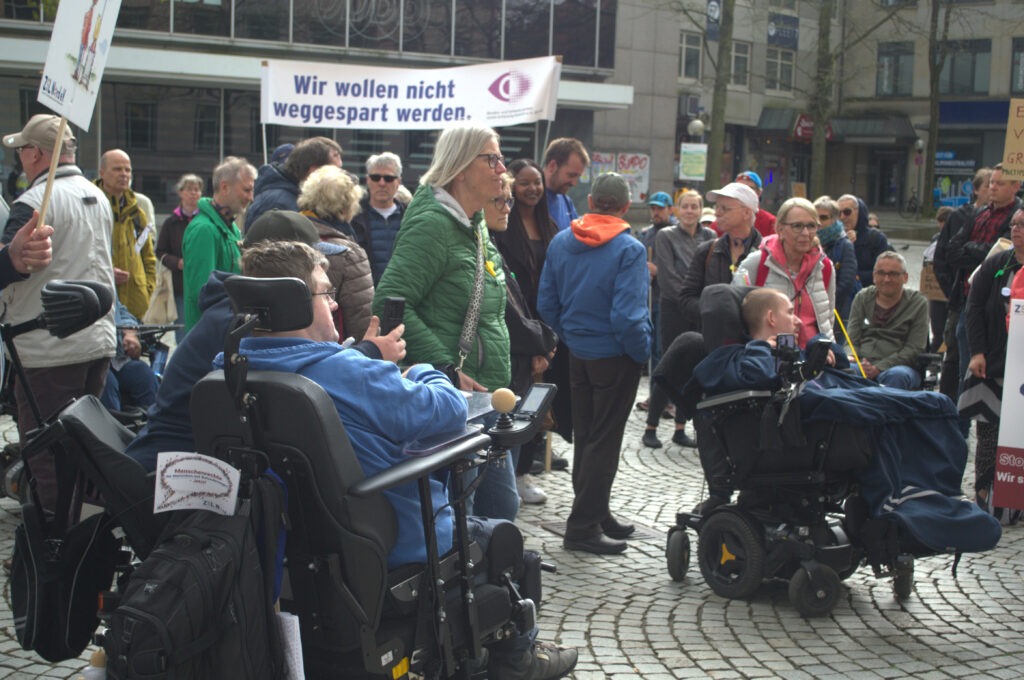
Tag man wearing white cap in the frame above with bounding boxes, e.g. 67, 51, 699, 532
677, 181, 763, 333
2, 114, 117, 510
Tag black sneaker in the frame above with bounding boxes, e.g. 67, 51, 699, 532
671, 430, 697, 447
642, 429, 662, 448
490, 642, 579, 680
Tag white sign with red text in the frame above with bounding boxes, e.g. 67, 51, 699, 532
994, 293, 1024, 510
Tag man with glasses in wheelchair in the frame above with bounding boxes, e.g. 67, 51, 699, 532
213, 239, 577, 680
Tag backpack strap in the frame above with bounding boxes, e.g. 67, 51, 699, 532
754, 249, 770, 287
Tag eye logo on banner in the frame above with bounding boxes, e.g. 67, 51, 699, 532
489, 71, 532, 104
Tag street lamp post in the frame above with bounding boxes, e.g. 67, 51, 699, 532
914, 138, 924, 219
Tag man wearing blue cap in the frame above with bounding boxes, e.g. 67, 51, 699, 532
635, 191, 677, 416
735, 170, 777, 238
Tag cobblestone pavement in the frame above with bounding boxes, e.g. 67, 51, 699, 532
2, 239, 1022, 679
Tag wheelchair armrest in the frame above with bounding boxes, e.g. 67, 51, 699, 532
696, 389, 773, 411
349, 432, 493, 497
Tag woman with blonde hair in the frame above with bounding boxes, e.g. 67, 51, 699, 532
298, 164, 374, 340
734, 196, 836, 345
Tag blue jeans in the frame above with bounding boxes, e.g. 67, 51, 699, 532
876, 365, 922, 390
464, 411, 520, 521
101, 360, 159, 411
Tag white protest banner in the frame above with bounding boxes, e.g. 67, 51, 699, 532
994, 290, 1024, 510
261, 56, 561, 130
38, 0, 123, 131
154, 452, 241, 516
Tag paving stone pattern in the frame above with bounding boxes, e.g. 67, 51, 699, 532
2, 239, 1022, 679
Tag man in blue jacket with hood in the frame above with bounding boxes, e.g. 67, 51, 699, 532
538, 172, 652, 555
837, 193, 890, 287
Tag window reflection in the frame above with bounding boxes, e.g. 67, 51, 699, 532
174, 0, 229, 37
236, 0, 288, 41
554, 0, 596, 67
118, 0, 170, 32
505, 0, 551, 61
454, 1, 501, 59
404, 0, 452, 56
349, 0, 401, 51
293, 0, 348, 46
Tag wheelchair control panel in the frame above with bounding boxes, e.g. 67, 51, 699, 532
487, 383, 557, 450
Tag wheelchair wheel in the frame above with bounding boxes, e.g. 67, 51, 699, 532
666, 528, 690, 582
697, 510, 764, 600
893, 554, 914, 600
788, 563, 842, 617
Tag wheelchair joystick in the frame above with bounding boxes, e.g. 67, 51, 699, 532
491, 388, 517, 430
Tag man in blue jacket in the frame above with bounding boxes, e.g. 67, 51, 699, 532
538, 172, 652, 555
219, 239, 578, 680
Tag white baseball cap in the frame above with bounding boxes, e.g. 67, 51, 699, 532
705, 182, 759, 212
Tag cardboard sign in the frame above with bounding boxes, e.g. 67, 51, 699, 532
38, 0, 123, 130
1001, 98, 1024, 181
994, 293, 1024, 510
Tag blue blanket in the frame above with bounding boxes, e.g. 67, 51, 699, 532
694, 342, 1001, 554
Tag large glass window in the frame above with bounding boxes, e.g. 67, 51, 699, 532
680, 32, 701, 80
505, 0, 551, 62
598, 0, 616, 69
554, 0, 597, 67
125, 102, 157, 150
938, 39, 991, 95
173, 0, 230, 37
4, 0, 57, 21
454, 1, 502, 59
403, 0, 453, 56
765, 47, 794, 92
293, 0, 348, 47
118, 0, 170, 32
349, 0, 401, 52
877, 41, 914, 96
769, 0, 796, 8
1013, 38, 1024, 95
194, 103, 220, 153
732, 41, 750, 87
235, 0, 288, 41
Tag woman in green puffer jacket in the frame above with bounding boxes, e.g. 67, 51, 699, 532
373, 124, 511, 392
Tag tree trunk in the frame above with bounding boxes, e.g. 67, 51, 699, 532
810, 0, 833, 197
924, 0, 948, 219
705, 0, 734, 190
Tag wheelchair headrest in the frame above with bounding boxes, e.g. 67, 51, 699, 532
700, 284, 754, 352
40, 280, 113, 339
223, 276, 313, 332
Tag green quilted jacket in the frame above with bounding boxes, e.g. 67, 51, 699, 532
373, 184, 510, 390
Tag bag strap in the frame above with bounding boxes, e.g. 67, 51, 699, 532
754, 249, 770, 287
457, 223, 487, 372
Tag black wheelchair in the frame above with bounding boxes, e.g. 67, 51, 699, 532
11, 276, 561, 678
660, 285, 920, 617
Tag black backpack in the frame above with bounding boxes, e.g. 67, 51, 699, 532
103, 474, 287, 680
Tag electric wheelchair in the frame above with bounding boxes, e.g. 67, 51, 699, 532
11, 277, 561, 678
660, 284, 1000, 617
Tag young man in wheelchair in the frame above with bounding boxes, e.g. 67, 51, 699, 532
218, 240, 577, 680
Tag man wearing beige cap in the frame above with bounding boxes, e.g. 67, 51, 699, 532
538, 172, 652, 555
2, 113, 116, 511
677, 181, 763, 333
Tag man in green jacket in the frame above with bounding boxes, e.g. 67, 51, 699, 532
847, 251, 929, 389
182, 156, 256, 330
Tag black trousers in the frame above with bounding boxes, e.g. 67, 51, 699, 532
566, 353, 642, 539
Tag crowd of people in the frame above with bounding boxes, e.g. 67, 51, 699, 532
2, 111, 1022, 676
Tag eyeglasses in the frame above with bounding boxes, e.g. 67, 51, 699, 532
817, 214, 831, 223
1011, 221, 1024, 229
477, 153, 507, 169
840, 208, 855, 217
784, 222, 817, 232
491, 196, 514, 210
873, 270, 905, 279
369, 174, 398, 183
17, 144, 36, 154
312, 290, 336, 304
